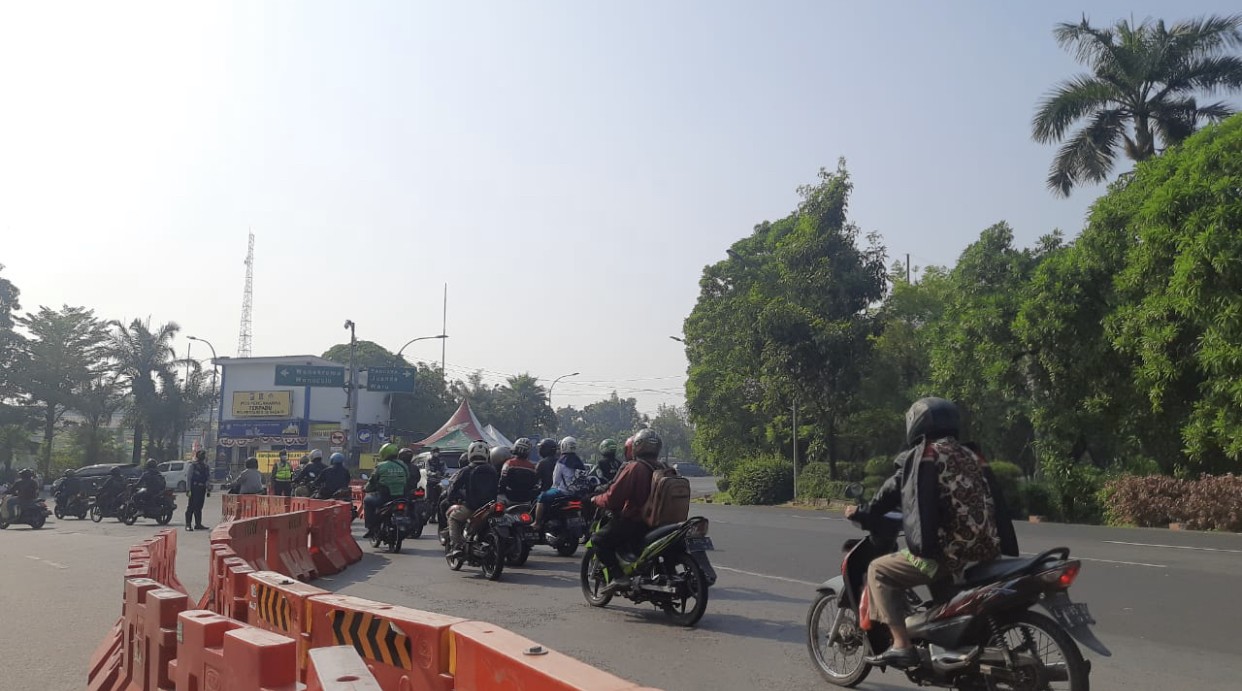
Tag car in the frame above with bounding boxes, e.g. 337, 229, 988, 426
673, 462, 710, 477
158, 460, 191, 492
60, 464, 144, 497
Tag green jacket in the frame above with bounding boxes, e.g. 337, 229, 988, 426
366, 459, 409, 498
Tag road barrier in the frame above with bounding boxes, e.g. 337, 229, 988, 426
89, 494, 658, 690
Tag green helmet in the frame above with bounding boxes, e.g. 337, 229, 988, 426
378, 442, 399, 461
598, 439, 619, 457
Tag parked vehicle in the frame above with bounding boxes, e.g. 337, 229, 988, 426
805, 483, 1107, 689
672, 462, 710, 477
54, 464, 143, 498
157, 461, 191, 492
580, 511, 717, 627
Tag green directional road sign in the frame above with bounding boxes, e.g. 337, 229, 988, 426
274, 365, 345, 387
366, 366, 416, 393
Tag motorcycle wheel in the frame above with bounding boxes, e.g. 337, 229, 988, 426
156, 509, 174, 526
556, 535, 580, 558
0, 517, 8, 529
806, 590, 871, 687
90, 504, 104, 523
388, 534, 403, 554
659, 553, 710, 627
479, 529, 505, 581
446, 541, 465, 571
984, 611, 1089, 691
506, 542, 532, 567
30, 513, 46, 530
122, 506, 139, 526
579, 547, 613, 607
370, 530, 384, 549
54, 505, 64, 519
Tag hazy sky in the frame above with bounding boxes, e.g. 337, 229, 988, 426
2, 1, 1236, 415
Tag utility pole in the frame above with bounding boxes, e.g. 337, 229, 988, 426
188, 336, 218, 467
792, 399, 799, 500
344, 320, 357, 465
441, 283, 448, 373
906, 253, 911, 284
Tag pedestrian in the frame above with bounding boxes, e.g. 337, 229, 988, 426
272, 451, 294, 496
186, 449, 211, 531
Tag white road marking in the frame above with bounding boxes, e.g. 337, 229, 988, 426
790, 515, 843, 522
1103, 540, 1242, 555
22, 555, 68, 569
714, 565, 819, 587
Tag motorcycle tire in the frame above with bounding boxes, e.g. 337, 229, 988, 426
370, 531, 383, 549
506, 543, 532, 567
54, 505, 64, 519
388, 535, 403, 554
90, 504, 104, 523
556, 536, 579, 558
985, 610, 1090, 691
77, 510, 88, 520
30, 513, 46, 530
409, 520, 425, 540
579, 547, 613, 607
156, 509, 174, 526
0, 518, 9, 529
480, 529, 505, 581
806, 590, 871, 687
123, 506, 139, 526
660, 552, 710, 627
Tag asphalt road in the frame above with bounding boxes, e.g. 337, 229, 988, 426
3, 492, 1240, 690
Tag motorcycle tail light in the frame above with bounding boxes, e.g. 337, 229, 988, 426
1040, 561, 1081, 589
565, 500, 582, 510
519, 513, 533, 524
396, 502, 407, 512
687, 519, 709, 538
414, 488, 426, 498
494, 502, 505, 513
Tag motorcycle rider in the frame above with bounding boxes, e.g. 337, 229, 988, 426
488, 445, 511, 474
4, 468, 39, 520
294, 449, 326, 492
591, 429, 667, 593
623, 436, 635, 462
596, 439, 623, 484
534, 438, 558, 492
313, 452, 352, 500
398, 447, 422, 494
363, 443, 409, 539
56, 468, 84, 510
444, 441, 498, 559
230, 457, 265, 495
845, 397, 1019, 669
532, 437, 584, 528
426, 447, 446, 476
499, 437, 539, 503
97, 467, 127, 514
185, 450, 211, 531
271, 451, 294, 497
133, 460, 167, 512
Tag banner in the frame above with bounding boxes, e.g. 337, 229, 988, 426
309, 423, 343, 442
219, 420, 305, 438
231, 391, 294, 418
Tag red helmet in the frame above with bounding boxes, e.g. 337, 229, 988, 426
623, 436, 635, 462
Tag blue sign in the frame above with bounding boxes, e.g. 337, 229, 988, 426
220, 420, 306, 438
366, 367, 416, 393
357, 429, 373, 444
275, 365, 345, 387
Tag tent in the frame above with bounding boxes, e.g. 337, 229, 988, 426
415, 400, 510, 452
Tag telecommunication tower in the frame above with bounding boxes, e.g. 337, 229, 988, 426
237, 231, 254, 357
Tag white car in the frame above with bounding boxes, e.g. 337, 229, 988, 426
157, 461, 191, 492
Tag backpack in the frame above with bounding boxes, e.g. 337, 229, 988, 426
640, 460, 691, 528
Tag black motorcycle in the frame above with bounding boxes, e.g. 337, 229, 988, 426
535, 493, 588, 557
0, 496, 50, 530
369, 497, 411, 554
442, 500, 511, 581
498, 497, 537, 566
91, 484, 133, 523
54, 491, 90, 520
121, 487, 177, 526
806, 483, 1108, 689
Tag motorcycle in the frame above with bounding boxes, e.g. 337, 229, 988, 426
0, 494, 50, 530
91, 483, 133, 523
406, 487, 430, 539
121, 487, 177, 526
329, 487, 359, 521
54, 491, 90, 520
806, 483, 1108, 689
535, 492, 589, 557
580, 511, 717, 627
497, 496, 537, 566
442, 500, 512, 581
369, 497, 412, 554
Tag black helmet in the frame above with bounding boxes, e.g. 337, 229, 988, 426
245, 457, 259, 469
19, 468, 34, 479
537, 438, 558, 458
195, 449, 207, 461
632, 429, 662, 460
905, 397, 961, 446
398, 448, 414, 462
145, 460, 159, 471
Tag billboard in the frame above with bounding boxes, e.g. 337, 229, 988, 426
231, 391, 294, 418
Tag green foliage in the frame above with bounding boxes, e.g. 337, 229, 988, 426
797, 462, 849, 500
1019, 480, 1055, 518
988, 461, 1025, 515
650, 404, 694, 461
714, 475, 731, 494
728, 455, 794, 505
556, 392, 647, 462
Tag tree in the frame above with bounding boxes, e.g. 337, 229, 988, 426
72, 373, 125, 466
111, 319, 183, 463
17, 305, 111, 477
650, 404, 693, 461
321, 341, 406, 369
1033, 14, 1242, 196
557, 392, 647, 461
0, 424, 34, 482
490, 374, 557, 439
0, 265, 29, 427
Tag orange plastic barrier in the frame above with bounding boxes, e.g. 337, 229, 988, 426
449, 620, 649, 691
227, 516, 272, 571
123, 578, 190, 691
266, 511, 317, 580
306, 595, 463, 691
306, 646, 383, 691
246, 570, 330, 677
221, 494, 241, 520
141, 529, 187, 594
308, 506, 348, 576
169, 610, 300, 691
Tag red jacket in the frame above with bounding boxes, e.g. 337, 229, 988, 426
593, 459, 657, 522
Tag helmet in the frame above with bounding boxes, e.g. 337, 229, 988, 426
19, 468, 34, 479
559, 436, 578, 454
513, 437, 532, 459
330, 452, 346, 465
109, 467, 122, 477
195, 449, 207, 461
398, 448, 414, 462
537, 438, 558, 458
146, 460, 159, 470
310, 449, 324, 461
624, 436, 635, 461
378, 443, 399, 461
632, 429, 662, 459
466, 441, 490, 463
430, 447, 441, 456
598, 439, 618, 457
489, 445, 511, 465
905, 397, 961, 446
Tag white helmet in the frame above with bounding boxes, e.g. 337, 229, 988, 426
559, 436, 578, 454
466, 441, 490, 463
310, 449, 324, 460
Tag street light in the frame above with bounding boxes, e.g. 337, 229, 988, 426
396, 334, 448, 359
187, 336, 219, 458
387, 334, 448, 441
547, 372, 579, 409
669, 336, 684, 343
343, 320, 357, 464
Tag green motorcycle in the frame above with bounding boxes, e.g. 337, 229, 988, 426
580, 512, 717, 627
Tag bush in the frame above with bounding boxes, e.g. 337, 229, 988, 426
728, 455, 794, 505
864, 456, 895, 477
714, 475, 731, 494
1019, 481, 1054, 518
797, 463, 848, 500
988, 461, 1024, 515
1103, 474, 1242, 531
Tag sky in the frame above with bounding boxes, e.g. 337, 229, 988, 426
2, 1, 1238, 416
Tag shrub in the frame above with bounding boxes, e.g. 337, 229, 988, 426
1019, 480, 1054, 518
714, 475, 731, 494
797, 463, 848, 500
865, 456, 895, 477
1103, 474, 1242, 531
988, 461, 1024, 515
728, 455, 794, 505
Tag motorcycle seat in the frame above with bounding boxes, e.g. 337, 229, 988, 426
962, 556, 1040, 585
641, 523, 682, 547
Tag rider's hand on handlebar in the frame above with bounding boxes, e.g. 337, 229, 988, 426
843, 505, 858, 520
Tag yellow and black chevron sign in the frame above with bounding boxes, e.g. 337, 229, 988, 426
253, 585, 292, 632
330, 610, 412, 669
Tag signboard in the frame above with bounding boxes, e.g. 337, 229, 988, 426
231, 391, 294, 418
275, 365, 345, 387
357, 429, 373, 444
310, 423, 342, 442
366, 367, 416, 393
219, 420, 305, 438
255, 450, 301, 474
330, 431, 346, 445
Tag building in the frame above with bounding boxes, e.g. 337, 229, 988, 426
213, 355, 392, 476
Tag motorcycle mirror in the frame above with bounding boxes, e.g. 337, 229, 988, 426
844, 482, 865, 500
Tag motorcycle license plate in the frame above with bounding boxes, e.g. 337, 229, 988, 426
686, 537, 715, 552
567, 517, 584, 529
1048, 601, 1095, 629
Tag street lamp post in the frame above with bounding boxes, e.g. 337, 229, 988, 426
669, 336, 684, 343
187, 336, 219, 459
343, 320, 357, 464
396, 334, 448, 359
389, 334, 448, 440
547, 372, 579, 410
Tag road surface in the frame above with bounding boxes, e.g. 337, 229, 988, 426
2, 495, 1240, 690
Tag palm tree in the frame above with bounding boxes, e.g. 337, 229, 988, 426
111, 319, 182, 463
1032, 14, 1242, 196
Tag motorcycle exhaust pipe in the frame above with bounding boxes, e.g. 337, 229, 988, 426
929, 644, 982, 672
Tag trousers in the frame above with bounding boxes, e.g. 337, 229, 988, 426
865, 552, 945, 626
